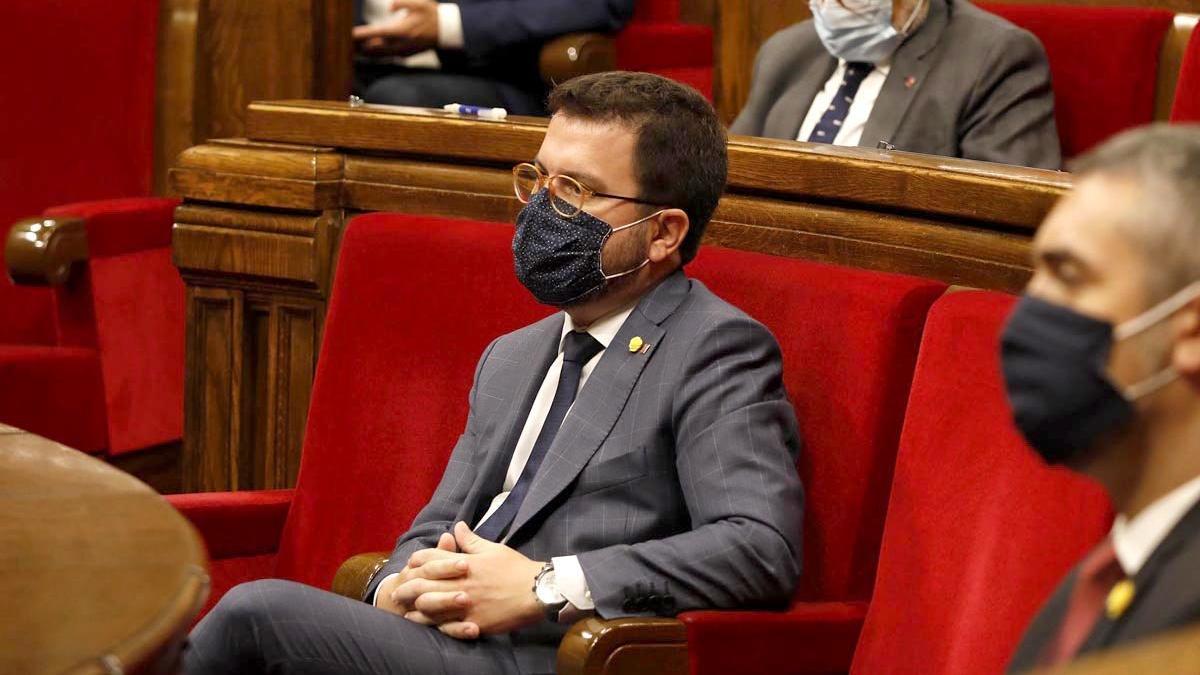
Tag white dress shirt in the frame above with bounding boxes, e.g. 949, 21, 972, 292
1110, 474, 1200, 576
796, 59, 891, 147
362, 1, 465, 69
375, 303, 638, 617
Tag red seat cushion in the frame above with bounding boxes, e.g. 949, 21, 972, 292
1172, 28, 1200, 122
981, 5, 1173, 158
0, 345, 107, 452
850, 291, 1113, 675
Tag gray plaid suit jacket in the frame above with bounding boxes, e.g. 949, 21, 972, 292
364, 270, 805, 674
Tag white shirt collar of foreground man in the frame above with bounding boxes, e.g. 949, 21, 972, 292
1110, 473, 1200, 576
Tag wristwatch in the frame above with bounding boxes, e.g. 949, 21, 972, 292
533, 562, 569, 622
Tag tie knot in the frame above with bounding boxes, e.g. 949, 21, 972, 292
562, 331, 603, 364
844, 62, 874, 83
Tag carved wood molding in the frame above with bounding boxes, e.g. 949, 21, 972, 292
4, 216, 88, 286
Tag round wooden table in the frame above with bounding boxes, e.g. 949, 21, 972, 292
0, 424, 208, 674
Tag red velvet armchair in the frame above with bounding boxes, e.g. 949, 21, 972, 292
0, 0, 184, 457
168, 213, 947, 673
979, 5, 1174, 159
1172, 25, 1200, 122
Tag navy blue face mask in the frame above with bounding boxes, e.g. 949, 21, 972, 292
513, 190, 658, 307
1000, 282, 1200, 464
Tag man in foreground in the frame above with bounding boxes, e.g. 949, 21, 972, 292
185, 71, 804, 674
1004, 125, 1200, 670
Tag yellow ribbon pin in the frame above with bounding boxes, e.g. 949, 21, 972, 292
1106, 579, 1135, 620
628, 336, 644, 353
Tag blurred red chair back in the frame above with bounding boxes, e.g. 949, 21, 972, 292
850, 291, 1113, 675
1172, 26, 1200, 122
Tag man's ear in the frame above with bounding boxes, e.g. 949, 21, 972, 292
1172, 298, 1200, 387
647, 209, 690, 263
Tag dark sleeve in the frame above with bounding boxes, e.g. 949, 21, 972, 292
730, 30, 781, 136
456, 0, 636, 60
362, 337, 499, 602
958, 27, 1062, 170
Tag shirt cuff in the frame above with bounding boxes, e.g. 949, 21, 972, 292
437, 3, 464, 49
370, 572, 403, 606
552, 555, 595, 611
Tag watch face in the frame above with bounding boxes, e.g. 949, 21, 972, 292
536, 570, 565, 604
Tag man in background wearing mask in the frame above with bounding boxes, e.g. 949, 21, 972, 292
731, 0, 1061, 170
184, 71, 804, 674
1003, 124, 1200, 671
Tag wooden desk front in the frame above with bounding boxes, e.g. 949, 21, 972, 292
170, 100, 1069, 491
0, 424, 208, 674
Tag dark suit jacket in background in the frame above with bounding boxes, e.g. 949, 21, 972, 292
364, 271, 805, 675
1007, 499, 1200, 672
356, 0, 635, 94
730, 0, 1062, 170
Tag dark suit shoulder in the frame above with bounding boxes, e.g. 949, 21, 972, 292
672, 278, 784, 353
754, 21, 826, 76
947, 1, 1048, 57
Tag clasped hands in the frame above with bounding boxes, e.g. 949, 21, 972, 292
353, 0, 440, 57
375, 521, 546, 640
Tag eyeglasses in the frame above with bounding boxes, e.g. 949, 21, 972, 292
512, 162, 662, 219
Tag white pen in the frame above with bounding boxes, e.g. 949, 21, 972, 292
443, 103, 508, 120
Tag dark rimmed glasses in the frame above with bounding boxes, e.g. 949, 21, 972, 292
512, 162, 662, 219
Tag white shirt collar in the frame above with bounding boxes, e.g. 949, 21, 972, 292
560, 302, 638, 352
1110, 473, 1200, 576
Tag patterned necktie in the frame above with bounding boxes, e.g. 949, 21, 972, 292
475, 330, 604, 542
807, 62, 874, 144
1041, 539, 1126, 666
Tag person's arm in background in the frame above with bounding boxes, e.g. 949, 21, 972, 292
958, 26, 1062, 170
455, 0, 637, 60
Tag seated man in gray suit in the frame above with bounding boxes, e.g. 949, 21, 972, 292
184, 71, 805, 674
1002, 125, 1200, 671
731, 0, 1062, 169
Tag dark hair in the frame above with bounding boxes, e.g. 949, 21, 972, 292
548, 71, 728, 265
1069, 123, 1200, 301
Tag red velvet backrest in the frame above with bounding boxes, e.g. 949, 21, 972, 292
274, 215, 552, 587
0, 0, 160, 345
980, 5, 1172, 158
689, 249, 945, 603
1172, 28, 1200, 122
633, 0, 679, 22
851, 291, 1113, 675
618, 0, 714, 99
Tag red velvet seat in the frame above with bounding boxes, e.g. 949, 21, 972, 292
168, 209, 946, 670
849, 291, 1113, 675
1172, 26, 1200, 122
980, 5, 1173, 158
0, 1, 184, 456
618, 0, 714, 99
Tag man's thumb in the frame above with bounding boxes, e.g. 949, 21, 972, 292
454, 521, 489, 553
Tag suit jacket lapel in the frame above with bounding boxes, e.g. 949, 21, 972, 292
764, 55, 837, 141
858, 0, 949, 150
463, 313, 563, 524
1078, 498, 1200, 653
505, 272, 692, 539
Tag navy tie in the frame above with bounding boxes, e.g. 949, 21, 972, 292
807, 62, 874, 144
475, 330, 604, 542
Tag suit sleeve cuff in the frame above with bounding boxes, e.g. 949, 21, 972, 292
437, 3, 464, 49
370, 572, 403, 606
552, 555, 595, 610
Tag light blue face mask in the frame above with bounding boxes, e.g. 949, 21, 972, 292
809, 0, 924, 64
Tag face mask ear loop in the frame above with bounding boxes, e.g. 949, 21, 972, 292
1114, 280, 1200, 341
899, 0, 926, 35
598, 209, 664, 280
1123, 366, 1181, 401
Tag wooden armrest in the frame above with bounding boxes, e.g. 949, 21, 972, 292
558, 616, 688, 675
332, 551, 390, 600
5, 216, 87, 286
539, 32, 617, 86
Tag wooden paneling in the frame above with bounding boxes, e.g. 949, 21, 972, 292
172, 101, 1070, 491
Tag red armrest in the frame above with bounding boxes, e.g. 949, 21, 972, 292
679, 601, 868, 675
44, 197, 178, 259
167, 489, 294, 559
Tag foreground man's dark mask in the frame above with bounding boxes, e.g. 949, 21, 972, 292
513, 190, 659, 307
1001, 282, 1200, 464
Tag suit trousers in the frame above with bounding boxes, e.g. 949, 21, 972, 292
184, 579, 521, 675
355, 62, 547, 116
